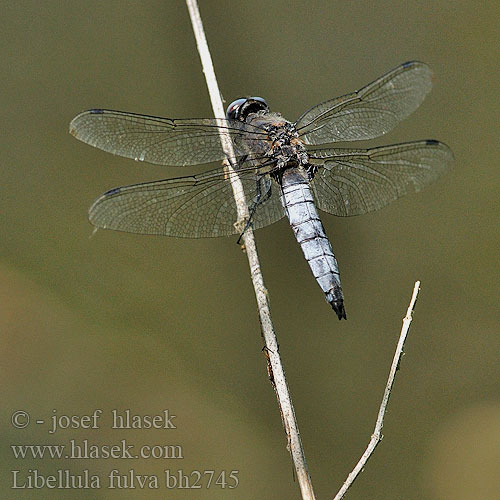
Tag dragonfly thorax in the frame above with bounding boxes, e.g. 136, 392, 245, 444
227, 98, 309, 169
263, 120, 309, 169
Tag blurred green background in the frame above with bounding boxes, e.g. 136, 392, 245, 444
1, 1, 499, 499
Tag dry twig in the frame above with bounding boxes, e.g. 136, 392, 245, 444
333, 281, 421, 500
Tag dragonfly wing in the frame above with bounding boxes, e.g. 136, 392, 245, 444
296, 61, 433, 144
70, 109, 267, 166
308, 140, 453, 216
89, 167, 285, 238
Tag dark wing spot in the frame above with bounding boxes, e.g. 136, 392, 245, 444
89, 109, 105, 114
104, 187, 121, 196
425, 139, 440, 145
402, 61, 415, 68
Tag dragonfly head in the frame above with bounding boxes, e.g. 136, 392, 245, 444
226, 97, 269, 122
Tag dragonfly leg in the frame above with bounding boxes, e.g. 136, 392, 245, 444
236, 176, 272, 244
306, 163, 319, 180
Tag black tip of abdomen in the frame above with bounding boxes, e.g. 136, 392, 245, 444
331, 300, 347, 320
325, 286, 347, 320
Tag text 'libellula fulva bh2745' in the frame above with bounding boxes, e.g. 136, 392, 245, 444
70, 61, 453, 320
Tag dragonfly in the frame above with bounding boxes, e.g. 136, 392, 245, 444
70, 61, 452, 320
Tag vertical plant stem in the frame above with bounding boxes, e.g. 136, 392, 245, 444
185, 1, 315, 498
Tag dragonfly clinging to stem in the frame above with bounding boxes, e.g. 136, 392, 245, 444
70, 61, 453, 319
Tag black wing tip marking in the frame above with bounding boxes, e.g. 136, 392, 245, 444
401, 60, 428, 70
103, 187, 122, 196
88, 188, 122, 226
402, 60, 422, 69
425, 138, 452, 150
424, 139, 454, 161
69, 109, 104, 135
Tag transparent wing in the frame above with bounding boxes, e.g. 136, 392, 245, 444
308, 140, 453, 216
88, 167, 285, 238
70, 109, 268, 166
295, 61, 433, 145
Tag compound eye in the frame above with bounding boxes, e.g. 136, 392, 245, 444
226, 98, 247, 120
249, 96, 268, 108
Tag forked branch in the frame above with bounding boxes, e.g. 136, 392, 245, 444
333, 281, 421, 500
